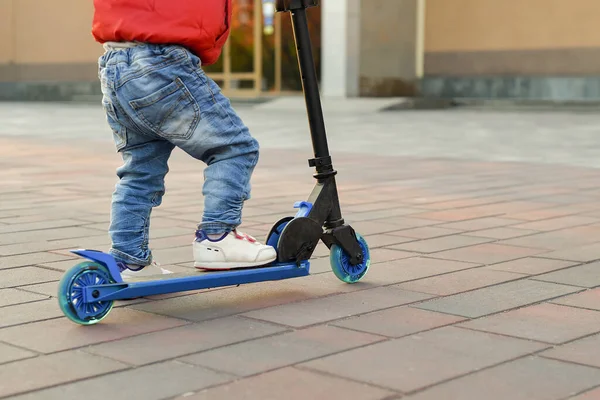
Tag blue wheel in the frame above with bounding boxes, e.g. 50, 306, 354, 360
58, 262, 115, 325
330, 233, 370, 283
266, 216, 294, 248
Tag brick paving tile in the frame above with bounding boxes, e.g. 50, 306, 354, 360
405, 356, 600, 400
0, 350, 129, 398
360, 233, 414, 248
460, 303, 600, 344
513, 215, 600, 232
542, 243, 600, 262
368, 248, 419, 263
0, 342, 37, 365
414, 279, 581, 318
36, 258, 103, 272
83, 316, 286, 365
351, 220, 422, 235
397, 268, 524, 296
429, 243, 548, 264
0, 219, 86, 235
507, 206, 592, 222
0, 227, 106, 246
176, 367, 395, 400
410, 209, 499, 222
301, 326, 547, 392
568, 387, 600, 400
242, 286, 434, 328
332, 306, 465, 337
468, 226, 538, 239
0, 299, 65, 328
484, 257, 578, 275
8, 361, 234, 400
129, 273, 362, 322
542, 333, 600, 368
532, 262, 600, 288
0, 241, 82, 256
438, 217, 523, 231
0, 252, 75, 270
0, 308, 188, 353
0, 266, 62, 288
388, 226, 463, 239
346, 207, 425, 222
0, 288, 48, 307
364, 256, 479, 286
552, 288, 600, 311
388, 235, 492, 254
500, 225, 600, 251
179, 325, 384, 376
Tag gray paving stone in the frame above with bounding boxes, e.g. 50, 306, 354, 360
0, 288, 48, 307
129, 273, 363, 322
0, 342, 37, 364
542, 243, 600, 262
569, 388, 600, 400
302, 326, 547, 392
459, 303, 600, 344
429, 243, 548, 265
541, 333, 600, 368
484, 257, 578, 275
388, 235, 492, 254
332, 306, 465, 337
179, 367, 394, 400
84, 316, 286, 365
243, 286, 434, 328
397, 268, 524, 296
0, 350, 129, 398
405, 356, 600, 400
361, 256, 480, 286
0, 266, 62, 289
0, 308, 188, 353
179, 325, 384, 376
551, 288, 600, 311
414, 279, 581, 318
8, 361, 234, 400
0, 299, 64, 328
532, 262, 600, 288
0, 253, 75, 270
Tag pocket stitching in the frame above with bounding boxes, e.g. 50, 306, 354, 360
129, 78, 200, 140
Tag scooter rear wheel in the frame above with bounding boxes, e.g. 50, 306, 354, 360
330, 233, 370, 283
58, 262, 115, 325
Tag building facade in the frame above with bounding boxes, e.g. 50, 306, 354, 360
2, 0, 600, 101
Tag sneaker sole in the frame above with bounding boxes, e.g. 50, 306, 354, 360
194, 259, 276, 271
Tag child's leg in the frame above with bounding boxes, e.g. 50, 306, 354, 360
99, 52, 175, 273
114, 45, 276, 269
109, 139, 175, 266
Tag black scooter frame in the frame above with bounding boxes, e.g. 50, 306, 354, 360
274, 0, 364, 266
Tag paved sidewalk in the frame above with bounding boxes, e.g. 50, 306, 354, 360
2, 102, 600, 399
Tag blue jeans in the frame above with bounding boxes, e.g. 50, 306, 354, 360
98, 44, 259, 266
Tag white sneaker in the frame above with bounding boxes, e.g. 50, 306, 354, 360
193, 229, 277, 270
118, 261, 173, 280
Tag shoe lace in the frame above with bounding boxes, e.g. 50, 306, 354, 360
233, 229, 257, 243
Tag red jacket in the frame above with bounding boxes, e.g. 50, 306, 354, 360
92, 0, 232, 65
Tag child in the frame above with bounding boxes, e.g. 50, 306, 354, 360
92, 0, 277, 277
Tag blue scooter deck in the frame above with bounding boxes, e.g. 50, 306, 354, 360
82, 260, 311, 302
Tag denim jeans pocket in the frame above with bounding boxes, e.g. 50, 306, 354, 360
129, 77, 201, 140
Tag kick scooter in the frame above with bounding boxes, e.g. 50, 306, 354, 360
57, 0, 371, 325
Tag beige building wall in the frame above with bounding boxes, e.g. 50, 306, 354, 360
0, 0, 15, 64
359, 0, 419, 96
0, 0, 101, 82
424, 0, 600, 75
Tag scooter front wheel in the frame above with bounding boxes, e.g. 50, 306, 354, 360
330, 233, 370, 284
58, 262, 115, 325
